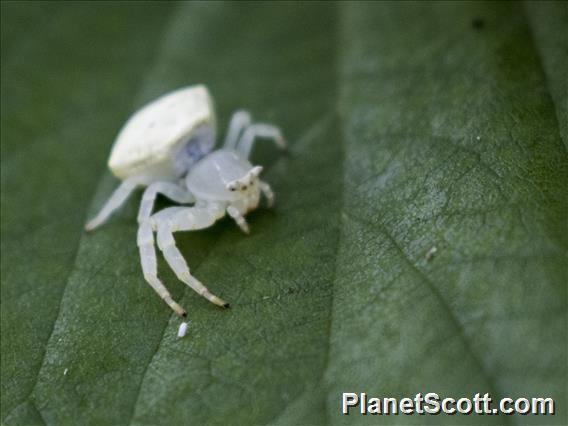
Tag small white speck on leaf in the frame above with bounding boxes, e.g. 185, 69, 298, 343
178, 322, 188, 338
425, 246, 438, 261
63, 368, 68, 376
476, 136, 481, 141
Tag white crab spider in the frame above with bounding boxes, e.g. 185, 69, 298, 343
85, 85, 285, 317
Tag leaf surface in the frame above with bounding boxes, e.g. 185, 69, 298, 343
1, 2, 566, 425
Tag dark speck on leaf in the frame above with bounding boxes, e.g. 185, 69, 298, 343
472, 18, 485, 30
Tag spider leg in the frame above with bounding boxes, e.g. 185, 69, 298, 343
85, 176, 150, 231
236, 123, 286, 159
226, 205, 250, 234
137, 221, 187, 317
223, 110, 251, 150
259, 181, 275, 207
151, 204, 230, 308
137, 182, 195, 223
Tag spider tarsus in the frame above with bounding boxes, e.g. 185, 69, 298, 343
223, 303, 231, 309
181, 311, 188, 318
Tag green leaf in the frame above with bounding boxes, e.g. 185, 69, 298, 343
2, 2, 566, 425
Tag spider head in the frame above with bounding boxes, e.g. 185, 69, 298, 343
225, 166, 263, 194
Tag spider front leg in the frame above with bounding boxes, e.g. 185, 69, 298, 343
150, 204, 230, 309
137, 221, 187, 317
223, 110, 251, 150
237, 123, 287, 159
259, 181, 274, 207
227, 205, 250, 234
137, 181, 195, 223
